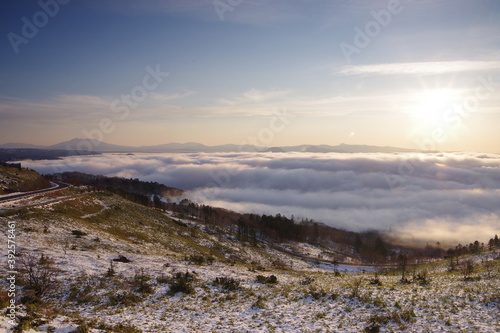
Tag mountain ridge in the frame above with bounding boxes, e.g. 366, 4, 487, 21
0, 138, 419, 153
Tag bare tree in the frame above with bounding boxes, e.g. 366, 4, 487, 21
460, 259, 474, 280
349, 277, 364, 298
19, 252, 59, 299
398, 253, 408, 282
483, 260, 494, 278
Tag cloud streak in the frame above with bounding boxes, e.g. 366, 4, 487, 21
23, 151, 500, 244
0, 91, 195, 124
336, 61, 500, 76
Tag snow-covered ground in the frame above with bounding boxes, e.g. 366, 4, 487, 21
1, 187, 499, 332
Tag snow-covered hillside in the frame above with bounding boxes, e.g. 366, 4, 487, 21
1, 185, 499, 332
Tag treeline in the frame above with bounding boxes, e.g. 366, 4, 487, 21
166, 200, 443, 263
47, 172, 183, 201
446, 235, 500, 259
164, 199, 403, 263
49, 172, 446, 263
0, 161, 21, 169
168, 199, 354, 243
0, 148, 97, 161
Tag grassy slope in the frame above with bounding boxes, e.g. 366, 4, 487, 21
0, 186, 499, 332
0, 165, 51, 194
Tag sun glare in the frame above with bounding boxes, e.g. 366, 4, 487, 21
413, 89, 456, 126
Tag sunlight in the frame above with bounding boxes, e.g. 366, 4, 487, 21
413, 89, 457, 126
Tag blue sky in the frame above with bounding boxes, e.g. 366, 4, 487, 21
1, 0, 500, 152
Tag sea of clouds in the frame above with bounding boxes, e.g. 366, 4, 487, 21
24, 151, 500, 245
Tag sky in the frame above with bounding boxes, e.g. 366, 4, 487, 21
1, 0, 500, 152
23, 151, 500, 244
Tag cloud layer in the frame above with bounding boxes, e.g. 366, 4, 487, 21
24, 152, 500, 244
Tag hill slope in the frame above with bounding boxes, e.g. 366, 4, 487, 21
1, 179, 499, 332
0, 164, 51, 195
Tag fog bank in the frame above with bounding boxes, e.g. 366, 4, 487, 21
24, 151, 500, 244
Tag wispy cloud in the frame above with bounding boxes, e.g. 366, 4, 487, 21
0, 90, 196, 123
217, 88, 292, 105
208, 88, 411, 118
335, 61, 500, 76
148, 91, 197, 102
55, 95, 110, 108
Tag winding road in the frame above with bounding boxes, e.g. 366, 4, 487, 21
0, 181, 69, 203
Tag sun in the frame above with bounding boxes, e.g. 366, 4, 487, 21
412, 89, 457, 126
407, 88, 462, 143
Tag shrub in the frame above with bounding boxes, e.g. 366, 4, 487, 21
349, 277, 363, 298
71, 230, 87, 238
12, 309, 47, 333
307, 286, 328, 300
364, 308, 416, 332
368, 313, 390, 325
188, 254, 214, 265
361, 295, 386, 308
399, 277, 411, 284
213, 276, 240, 291
369, 273, 382, 286
315, 312, 326, 319
106, 261, 116, 277
364, 323, 381, 333
107, 292, 142, 307
167, 272, 195, 295
188, 254, 205, 265
414, 269, 430, 285
396, 309, 416, 323
252, 296, 266, 309
131, 269, 154, 295
272, 259, 287, 269
156, 273, 170, 284
67, 285, 95, 304
113, 255, 131, 263
12, 315, 34, 333
484, 260, 494, 278
111, 323, 142, 333
256, 275, 278, 284
300, 277, 314, 285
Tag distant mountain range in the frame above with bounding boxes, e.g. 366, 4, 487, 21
0, 138, 419, 154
